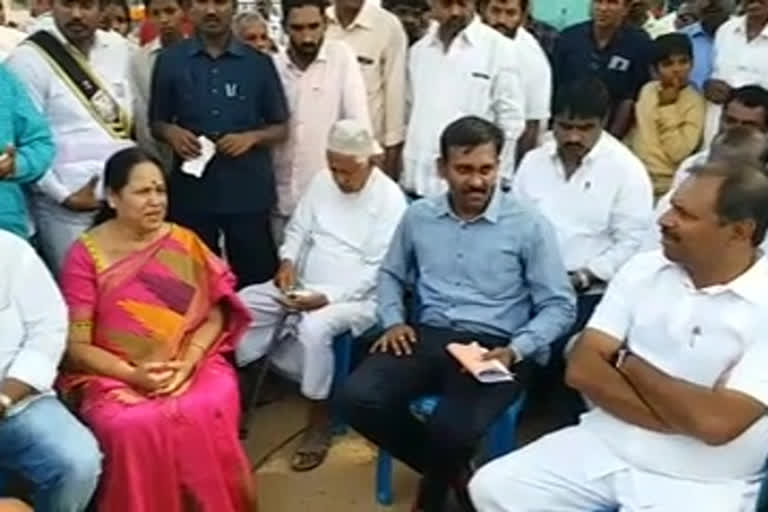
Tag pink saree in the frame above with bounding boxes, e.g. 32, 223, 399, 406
59, 224, 257, 512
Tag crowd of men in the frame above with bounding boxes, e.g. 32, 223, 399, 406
2, 0, 768, 510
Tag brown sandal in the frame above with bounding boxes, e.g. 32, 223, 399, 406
290, 427, 332, 472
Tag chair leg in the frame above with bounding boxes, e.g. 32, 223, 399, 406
331, 332, 353, 436
376, 450, 394, 506
489, 415, 515, 460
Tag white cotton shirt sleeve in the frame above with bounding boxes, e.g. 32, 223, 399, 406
3, 237, 68, 391
517, 28, 552, 122
586, 252, 658, 341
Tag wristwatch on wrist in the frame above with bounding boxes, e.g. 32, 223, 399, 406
0, 392, 13, 416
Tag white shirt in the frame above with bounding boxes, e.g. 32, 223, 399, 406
5, 25, 135, 204
704, 17, 768, 145
280, 167, 407, 303
582, 250, 768, 480
514, 26, 551, 122
402, 17, 525, 197
514, 133, 653, 281
272, 40, 372, 216
0, 26, 25, 60
0, 230, 67, 415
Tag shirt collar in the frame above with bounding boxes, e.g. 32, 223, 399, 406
733, 15, 768, 39
48, 23, 110, 53
327, 2, 376, 30
427, 16, 483, 48
187, 34, 247, 57
436, 186, 502, 224
549, 130, 608, 168
685, 21, 707, 38
284, 39, 330, 65
662, 252, 768, 304
146, 36, 162, 54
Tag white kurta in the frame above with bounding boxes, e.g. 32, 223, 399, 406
236, 168, 407, 399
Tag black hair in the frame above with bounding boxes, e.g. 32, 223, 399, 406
144, 0, 188, 11
383, 0, 429, 9
691, 161, 768, 246
710, 126, 768, 170
553, 77, 611, 121
281, 0, 327, 21
93, 147, 166, 226
476, 0, 528, 11
726, 85, 768, 128
439, 116, 504, 161
102, 0, 130, 18
652, 33, 693, 68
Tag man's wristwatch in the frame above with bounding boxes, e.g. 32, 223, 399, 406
0, 393, 13, 417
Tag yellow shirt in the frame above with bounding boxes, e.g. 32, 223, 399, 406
628, 81, 705, 198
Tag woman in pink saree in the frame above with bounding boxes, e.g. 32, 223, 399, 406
58, 148, 258, 511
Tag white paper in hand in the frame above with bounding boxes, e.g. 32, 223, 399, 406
181, 136, 215, 178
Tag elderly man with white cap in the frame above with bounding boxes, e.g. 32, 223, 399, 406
236, 119, 408, 471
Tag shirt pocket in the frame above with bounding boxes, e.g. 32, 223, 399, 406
356, 54, 377, 99
462, 71, 493, 114
467, 244, 522, 299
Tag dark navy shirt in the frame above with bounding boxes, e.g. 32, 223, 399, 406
149, 37, 289, 214
553, 21, 653, 117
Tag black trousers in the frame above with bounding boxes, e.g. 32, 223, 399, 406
338, 325, 532, 510
170, 209, 277, 288
538, 292, 602, 428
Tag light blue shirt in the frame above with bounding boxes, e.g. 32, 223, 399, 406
533, 0, 591, 31
0, 64, 54, 238
377, 190, 577, 362
680, 22, 714, 91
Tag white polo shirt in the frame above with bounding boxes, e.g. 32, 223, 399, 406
513, 132, 653, 280
582, 250, 768, 480
703, 16, 768, 145
402, 17, 525, 197
514, 26, 551, 123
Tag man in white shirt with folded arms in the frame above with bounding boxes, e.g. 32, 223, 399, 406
237, 119, 407, 472
471, 160, 768, 511
6, 0, 134, 271
0, 229, 101, 512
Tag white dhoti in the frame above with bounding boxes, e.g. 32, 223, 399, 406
236, 281, 376, 400
469, 425, 760, 512
31, 195, 95, 273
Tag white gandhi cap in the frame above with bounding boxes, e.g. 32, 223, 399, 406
326, 119, 378, 158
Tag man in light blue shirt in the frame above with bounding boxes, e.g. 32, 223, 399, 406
339, 116, 576, 512
678, 0, 732, 90
533, 0, 590, 29
0, 64, 54, 239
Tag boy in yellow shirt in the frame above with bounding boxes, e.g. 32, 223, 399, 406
629, 33, 705, 199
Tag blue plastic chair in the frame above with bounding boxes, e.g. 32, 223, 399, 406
375, 391, 528, 506
331, 331, 355, 435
